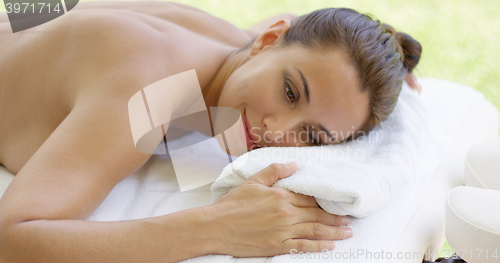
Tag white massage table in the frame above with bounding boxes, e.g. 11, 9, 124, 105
0, 78, 498, 262
389, 79, 498, 261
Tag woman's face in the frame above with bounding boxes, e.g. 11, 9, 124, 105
217, 44, 371, 151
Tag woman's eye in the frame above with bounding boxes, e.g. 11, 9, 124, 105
308, 131, 320, 146
285, 81, 296, 103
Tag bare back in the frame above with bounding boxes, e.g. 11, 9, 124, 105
0, 1, 251, 173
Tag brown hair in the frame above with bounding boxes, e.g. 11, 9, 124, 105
248, 8, 422, 140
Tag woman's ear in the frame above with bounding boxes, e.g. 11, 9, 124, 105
249, 19, 291, 57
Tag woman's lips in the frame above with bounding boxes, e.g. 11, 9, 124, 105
243, 110, 261, 150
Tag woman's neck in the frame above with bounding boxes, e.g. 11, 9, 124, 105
202, 48, 251, 109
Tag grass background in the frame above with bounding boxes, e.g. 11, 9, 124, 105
1, 0, 498, 256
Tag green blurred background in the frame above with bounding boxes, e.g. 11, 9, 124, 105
1, 0, 499, 120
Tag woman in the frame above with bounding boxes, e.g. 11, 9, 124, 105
0, 1, 421, 262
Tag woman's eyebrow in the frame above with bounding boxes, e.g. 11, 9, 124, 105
295, 67, 310, 104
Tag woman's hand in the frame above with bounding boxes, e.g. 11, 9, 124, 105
204, 162, 352, 257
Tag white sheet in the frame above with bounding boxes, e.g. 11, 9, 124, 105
0, 78, 496, 263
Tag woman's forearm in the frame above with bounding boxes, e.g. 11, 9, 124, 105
0, 163, 352, 262
0, 207, 216, 263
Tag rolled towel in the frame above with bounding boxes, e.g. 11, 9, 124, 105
211, 83, 428, 217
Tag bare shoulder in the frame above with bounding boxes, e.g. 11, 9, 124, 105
69, 1, 251, 48
2, 1, 250, 98
48, 9, 238, 99
57, 10, 172, 90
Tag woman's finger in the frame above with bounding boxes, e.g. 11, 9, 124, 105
290, 193, 319, 208
289, 223, 353, 240
298, 207, 349, 226
245, 162, 297, 187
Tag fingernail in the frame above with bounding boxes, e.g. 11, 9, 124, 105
341, 217, 350, 226
284, 162, 296, 168
327, 241, 335, 250
344, 228, 353, 238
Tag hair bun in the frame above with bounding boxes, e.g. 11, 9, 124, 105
396, 32, 422, 73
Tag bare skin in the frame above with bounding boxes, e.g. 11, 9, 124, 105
0, 2, 353, 262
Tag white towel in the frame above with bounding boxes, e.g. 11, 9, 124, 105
211, 83, 429, 218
